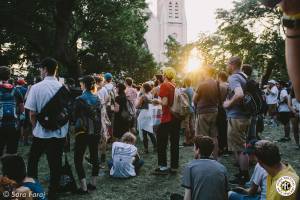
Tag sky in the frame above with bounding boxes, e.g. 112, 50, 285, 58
148, 0, 234, 42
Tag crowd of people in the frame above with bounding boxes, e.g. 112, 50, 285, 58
0, 55, 300, 200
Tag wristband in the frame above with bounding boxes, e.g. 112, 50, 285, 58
282, 17, 300, 29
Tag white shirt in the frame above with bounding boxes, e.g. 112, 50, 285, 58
25, 76, 69, 138
250, 163, 267, 200
266, 86, 279, 105
104, 83, 114, 92
292, 98, 300, 111
278, 89, 290, 113
110, 142, 137, 178
97, 87, 108, 105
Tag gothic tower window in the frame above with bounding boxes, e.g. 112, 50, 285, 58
175, 2, 179, 19
169, 1, 173, 18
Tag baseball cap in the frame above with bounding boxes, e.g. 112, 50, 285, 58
16, 79, 26, 85
163, 67, 176, 80
268, 80, 276, 85
104, 73, 113, 81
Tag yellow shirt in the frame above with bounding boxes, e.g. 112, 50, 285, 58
267, 164, 299, 200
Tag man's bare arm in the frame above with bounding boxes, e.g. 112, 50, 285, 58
29, 111, 37, 128
223, 87, 244, 108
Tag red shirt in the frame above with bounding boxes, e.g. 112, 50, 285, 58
159, 82, 175, 123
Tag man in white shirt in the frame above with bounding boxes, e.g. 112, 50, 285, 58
266, 80, 279, 123
277, 81, 292, 142
25, 58, 68, 199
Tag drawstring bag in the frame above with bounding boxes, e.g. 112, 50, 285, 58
59, 153, 77, 193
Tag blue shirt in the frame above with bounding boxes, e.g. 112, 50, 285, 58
23, 179, 47, 200
183, 87, 194, 112
226, 72, 250, 119
79, 90, 99, 106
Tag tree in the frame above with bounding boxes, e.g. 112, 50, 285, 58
214, 0, 286, 83
0, 0, 156, 80
188, 0, 286, 84
164, 36, 194, 73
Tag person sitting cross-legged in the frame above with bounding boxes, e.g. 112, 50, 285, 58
228, 140, 268, 200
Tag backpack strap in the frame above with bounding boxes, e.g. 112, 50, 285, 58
237, 72, 247, 81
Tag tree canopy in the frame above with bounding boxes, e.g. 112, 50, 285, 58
0, 0, 157, 81
213, 0, 287, 83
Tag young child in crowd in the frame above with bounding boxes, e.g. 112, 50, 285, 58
109, 132, 144, 178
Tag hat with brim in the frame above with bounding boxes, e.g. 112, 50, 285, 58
268, 80, 276, 85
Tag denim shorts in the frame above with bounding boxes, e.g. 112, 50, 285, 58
229, 191, 260, 200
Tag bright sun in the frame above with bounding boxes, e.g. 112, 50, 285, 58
186, 49, 202, 73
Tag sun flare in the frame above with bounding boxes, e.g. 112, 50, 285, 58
186, 49, 202, 73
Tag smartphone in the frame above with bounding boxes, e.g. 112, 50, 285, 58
260, 0, 282, 8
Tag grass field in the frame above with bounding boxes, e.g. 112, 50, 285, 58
11, 124, 300, 200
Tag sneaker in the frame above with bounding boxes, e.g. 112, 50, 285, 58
99, 163, 105, 169
152, 168, 169, 175
87, 183, 96, 191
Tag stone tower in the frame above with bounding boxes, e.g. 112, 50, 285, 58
145, 0, 187, 63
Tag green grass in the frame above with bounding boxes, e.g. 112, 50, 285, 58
9, 124, 300, 199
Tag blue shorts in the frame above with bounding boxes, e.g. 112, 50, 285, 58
229, 191, 260, 200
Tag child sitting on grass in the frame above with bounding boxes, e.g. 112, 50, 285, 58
108, 132, 144, 178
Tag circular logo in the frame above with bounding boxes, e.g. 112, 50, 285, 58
2, 191, 9, 198
276, 176, 296, 196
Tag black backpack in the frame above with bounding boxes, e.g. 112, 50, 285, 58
37, 86, 71, 131
238, 73, 265, 116
73, 96, 102, 135
121, 99, 135, 123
